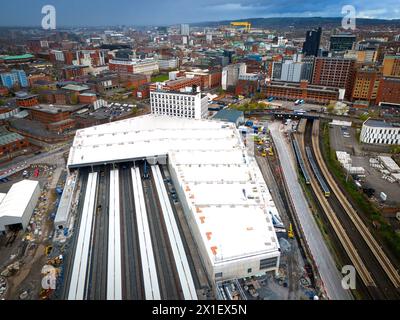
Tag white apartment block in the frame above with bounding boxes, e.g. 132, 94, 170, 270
151, 90, 208, 120
109, 58, 159, 76
158, 58, 178, 70
361, 119, 400, 145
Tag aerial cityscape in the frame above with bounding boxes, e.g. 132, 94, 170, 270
0, 0, 400, 306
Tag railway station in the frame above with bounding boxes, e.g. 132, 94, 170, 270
61, 114, 281, 300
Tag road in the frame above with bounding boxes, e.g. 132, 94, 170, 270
269, 121, 353, 300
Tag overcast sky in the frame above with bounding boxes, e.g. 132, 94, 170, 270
0, 0, 399, 26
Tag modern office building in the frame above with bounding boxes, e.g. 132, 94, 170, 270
0, 70, 28, 89
221, 63, 247, 90
150, 89, 208, 120
329, 34, 356, 52
360, 119, 400, 145
181, 24, 190, 36
302, 27, 322, 57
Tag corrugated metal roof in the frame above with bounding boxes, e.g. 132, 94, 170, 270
0, 180, 39, 219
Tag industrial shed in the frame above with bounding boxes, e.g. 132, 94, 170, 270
0, 180, 40, 233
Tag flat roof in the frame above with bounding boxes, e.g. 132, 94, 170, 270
0, 180, 39, 219
1, 54, 34, 61
364, 119, 400, 128
68, 115, 280, 265
0, 132, 25, 146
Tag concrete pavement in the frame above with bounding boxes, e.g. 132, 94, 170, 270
269, 121, 353, 300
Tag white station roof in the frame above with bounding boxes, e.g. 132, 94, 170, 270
68, 114, 280, 265
0, 180, 39, 219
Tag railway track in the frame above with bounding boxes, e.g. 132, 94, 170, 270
295, 132, 376, 290
141, 165, 183, 300
120, 165, 144, 300
311, 120, 400, 295
87, 166, 110, 300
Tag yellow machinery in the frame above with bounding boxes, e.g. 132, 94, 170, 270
261, 151, 267, 157
230, 22, 252, 32
288, 223, 294, 239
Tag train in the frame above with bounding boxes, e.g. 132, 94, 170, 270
305, 147, 331, 197
292, 139, 311, 185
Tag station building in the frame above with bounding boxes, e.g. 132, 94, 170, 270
66, 115, 281, 282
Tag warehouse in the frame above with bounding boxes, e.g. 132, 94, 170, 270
0, 180, 40, 233
67, 114, 281, 282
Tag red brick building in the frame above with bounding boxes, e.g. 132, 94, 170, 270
312, 57, 356, 99
78, 93, 97, 104
376, 77, 400, 106
351, 67, 382, 105
0, 87, 9, 96
16, 93, 39, 107
235, 79, 259, 96
0, 130, 30, 157
149, 76, 202, 92
28, 74, 52, 87
261, 80, 341, 104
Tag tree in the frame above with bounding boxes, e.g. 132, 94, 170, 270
0, 99, 5, 106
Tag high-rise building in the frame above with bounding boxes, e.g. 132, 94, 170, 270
302, 27, 322, 57
329, 34, 356, 52
300, 56, 315, 82
221, 63, 247, 90
352, 67, 382, 104
312, 57, 356, 99
150, 89, 208, 120
0, 70, 28, 89
382, 55, 400, 78
376, 77, 400, 106
181, 24, 190, 36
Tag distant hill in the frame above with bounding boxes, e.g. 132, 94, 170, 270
192, 17, 400, 30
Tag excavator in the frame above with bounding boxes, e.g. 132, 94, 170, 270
288, 223, 295, 239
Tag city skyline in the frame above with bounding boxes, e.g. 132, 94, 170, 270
0, 0, 399, 27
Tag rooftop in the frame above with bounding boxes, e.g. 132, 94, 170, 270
1, 54, 35, 61
0, 180, 39, 219
364, 119, 400, 128
68, 115, 280, 265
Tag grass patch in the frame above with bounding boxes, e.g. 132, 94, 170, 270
151, 74, 169, 82
321, 122, 400, 260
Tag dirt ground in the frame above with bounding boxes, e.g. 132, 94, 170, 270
0, 164, 63, 300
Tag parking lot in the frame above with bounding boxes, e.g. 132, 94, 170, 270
329, 125, 400, 205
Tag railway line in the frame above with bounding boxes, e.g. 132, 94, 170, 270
140, 164, 183, 300
61, 162, 200, 300
294, 130, 375, 295
298, 120, 400, 299
310, 120, 400, 298
120, 165, 145, 300
68, 171, 98, 300
131, 166, 160, 300
87, 166, 110, 300
151, 165, 198, 300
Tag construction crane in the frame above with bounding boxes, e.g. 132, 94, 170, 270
230, 21, 252, 33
